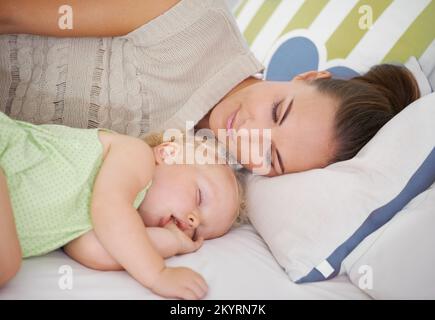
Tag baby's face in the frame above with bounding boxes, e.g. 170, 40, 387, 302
138, 144, 239, 240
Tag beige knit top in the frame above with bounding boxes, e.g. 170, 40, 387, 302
0, 0, 264, 137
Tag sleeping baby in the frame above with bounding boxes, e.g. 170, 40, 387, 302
0, 111, 245, 299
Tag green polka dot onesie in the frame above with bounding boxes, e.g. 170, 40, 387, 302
0, 112, 148, 257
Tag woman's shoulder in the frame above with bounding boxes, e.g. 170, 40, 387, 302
119, 0, 240, 47
118, 0, 264, 132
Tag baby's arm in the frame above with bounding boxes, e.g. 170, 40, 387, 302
64, 227, 185, 271
90, 134, 207, 299
0, 168, 22, 286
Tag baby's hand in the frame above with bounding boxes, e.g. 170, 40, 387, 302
150, 266, 208, 299
164, 221, 204, 255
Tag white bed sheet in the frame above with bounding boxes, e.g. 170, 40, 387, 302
0, 224, 370, 300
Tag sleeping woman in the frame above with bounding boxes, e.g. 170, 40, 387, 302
0, 0, 421, 176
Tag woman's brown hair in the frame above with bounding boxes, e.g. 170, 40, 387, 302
313, 64, 421, 163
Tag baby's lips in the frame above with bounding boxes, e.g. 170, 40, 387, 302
158, 216, 172, 227
174, 217, 189, 231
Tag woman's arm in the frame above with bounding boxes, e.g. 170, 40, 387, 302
0, 168, 22, 286
90, 134, 207, 299
0, 0, 180, 37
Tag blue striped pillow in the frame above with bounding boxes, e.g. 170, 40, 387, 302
246, 93, 435, 282
233, 0, 434, 80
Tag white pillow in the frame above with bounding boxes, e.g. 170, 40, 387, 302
246, 93, 435, 284
405, 56, 433, 96
343, 182, 435, 299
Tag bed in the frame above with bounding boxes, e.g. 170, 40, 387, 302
0, 224, 369, 300
2, 0, 433, 300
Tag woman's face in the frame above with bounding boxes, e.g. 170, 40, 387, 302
208, 72, 339, 176
138, 143, 239, 240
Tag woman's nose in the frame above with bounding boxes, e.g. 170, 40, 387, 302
187, 213, 200, 229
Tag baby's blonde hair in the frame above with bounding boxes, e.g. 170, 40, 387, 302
143, 131, 248, 228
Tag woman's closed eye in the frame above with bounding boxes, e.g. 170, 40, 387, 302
272, 100, 281, 123
270, 97, 294, 174
270, 100, 282, 174
272, 97, 294, 125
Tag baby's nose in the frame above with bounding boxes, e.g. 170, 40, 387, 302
187, 213, 200, 229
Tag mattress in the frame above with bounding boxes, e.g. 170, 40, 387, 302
0, 224, 370, 300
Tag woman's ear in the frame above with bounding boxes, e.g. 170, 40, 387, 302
294, 70, 332, 81
153, 142, 183, 165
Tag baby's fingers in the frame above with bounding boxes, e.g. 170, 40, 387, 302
182, 236, 203, 254
181, 287, 202, 300
192, 237, 204, 250
184, 277, 207, 299
193, 272, 208, 294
